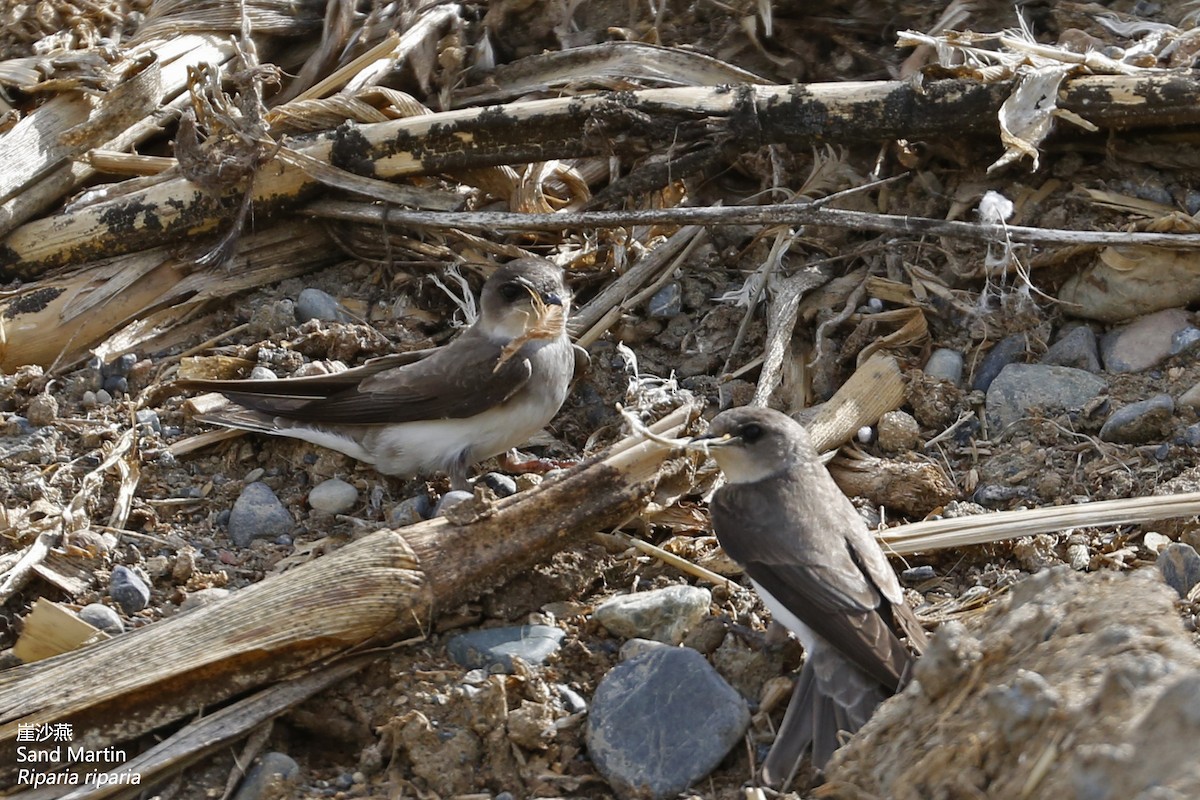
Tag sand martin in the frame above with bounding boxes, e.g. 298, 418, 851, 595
178, 259, 579, 490
693, 406, 926, 786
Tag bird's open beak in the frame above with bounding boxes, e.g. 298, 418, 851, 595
514, 277, 564, 307
687, 432, 736, 449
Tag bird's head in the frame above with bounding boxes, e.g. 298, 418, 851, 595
480, 259, 570, 341
691, 406, 815, 484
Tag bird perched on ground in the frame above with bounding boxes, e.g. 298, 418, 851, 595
177, 259, 579, 490
692, 406, 927, 788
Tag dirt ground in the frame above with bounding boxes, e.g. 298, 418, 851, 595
3, 0, 1200, 798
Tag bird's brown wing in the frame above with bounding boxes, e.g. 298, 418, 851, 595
711, 483, 913, 691
178, 332, 536, 424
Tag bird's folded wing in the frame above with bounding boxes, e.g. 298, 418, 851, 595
741, 556, 911, 691
178, 336, 535, 424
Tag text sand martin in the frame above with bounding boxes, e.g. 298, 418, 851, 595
693, 406, 927, 786
178, 259, 579, 490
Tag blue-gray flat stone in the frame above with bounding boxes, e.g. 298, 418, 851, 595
109, 565, 150, 614
447, 625, 565, 672
587, 646, 750, 799
1099, 394, 1174, 444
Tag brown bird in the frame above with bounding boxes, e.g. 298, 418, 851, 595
177, 259, 579, 490
693, 406, 926, 787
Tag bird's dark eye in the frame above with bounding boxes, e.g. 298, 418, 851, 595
741, 423, 763, 443
498, 282, 524, 302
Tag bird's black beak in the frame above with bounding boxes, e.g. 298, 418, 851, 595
541, 291, 564, 307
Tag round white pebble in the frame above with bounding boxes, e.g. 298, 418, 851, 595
309, 478, 358, 514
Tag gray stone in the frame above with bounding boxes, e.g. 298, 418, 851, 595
1043, 326, 1101, 372
587, 646, 750, 800
1171, 326, 1200, 355
480, 472, 517, 497
924, 348, 964, 384
593, 585, 712, 645
135, 409, 161, 434
109, 565, 150, 614
1099, 394, 1175, 444
972, 334, 1027, 392
648, 282, 683, 318
180, 587, 231, 611
308, 478, 358, 514
295, 288, 351, 323
1100, 308, 1191, 373
389, 494, 432, 526
95, 388, 112, 405
249, 366, 277, 381
102, 375, 128, 395
78, 603, 123, 634
232, 752, 300, 800
1157, 543, 1200, 598
435, 490, 473, 517
228, 482, 293, 547
1184, 424, 1200, 447
902, 565, 937, 582
446, 624, 566, 672
985, 364, 1107, 435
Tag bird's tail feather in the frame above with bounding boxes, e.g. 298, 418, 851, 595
761, 646, 889, 787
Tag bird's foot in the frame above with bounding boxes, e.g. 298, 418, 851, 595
499, 448, 575, 475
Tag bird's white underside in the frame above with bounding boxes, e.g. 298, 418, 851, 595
750, 577, 819, 654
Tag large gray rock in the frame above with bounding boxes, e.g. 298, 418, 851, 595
1042, 325, 1101, 372
985, 364, 1107, 435
1099, 394, 1175, 444
587, 646, 750, 799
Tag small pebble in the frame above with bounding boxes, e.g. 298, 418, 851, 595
295, 288, 352, 323
593, 585, 711, 645
228, 482, 294, 547
1042, 326, 1101, 373
25, 394, 58, 427
135, 409, 161, 434
308, 478, 358, 514
435, 490, 473, 517
902, 565, 937, 582
1170, 326, 1200, 355
109, 353, 138, 376
81, 391, 98, 409
180, 587, 231, 611
244, 468, 266, 483
1157, 543, 1200, 598
389, 494, 433, 526
102, 375, 128, 395
249, 366, 277, 381
231, 752, 299, 800
972, 334, 1026, 392
924, 348, 964, 384
1183, 423, 1200, 447
95, 389, 113, 405
1100, 308, 1191, 373
1067, 542, 1090, 571
77, 603, 123, 634
1099, 394, 1175, 444
447, 625, 566, 672
856, 425, 873, 444
480, 472, 517, 497
109, 565, 151, 614
647, 282, 683, 318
